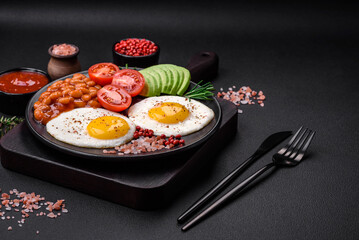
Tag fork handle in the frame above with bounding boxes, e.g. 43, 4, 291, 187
182, 162, 275, 231
177, 155, 256, 223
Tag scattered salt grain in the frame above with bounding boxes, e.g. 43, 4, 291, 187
0, 189, 68, 234
217, 85, 266, 114
47, 212, 57, 218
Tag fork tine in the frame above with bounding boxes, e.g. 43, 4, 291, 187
284, 128, 308, 157
289, 130, 311, 159
294, 131, 316, 161
277, 126, 303, 155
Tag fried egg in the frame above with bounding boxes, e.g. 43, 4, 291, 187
46, 108, 136, 148
128, 96, 214, 136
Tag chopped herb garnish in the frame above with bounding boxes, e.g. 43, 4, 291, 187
0, 116, 23, 138
184, 80, 215, 101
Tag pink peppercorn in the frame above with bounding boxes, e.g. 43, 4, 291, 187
114, 38, 158, 57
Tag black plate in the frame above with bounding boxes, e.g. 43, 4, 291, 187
25, 71, 222, 163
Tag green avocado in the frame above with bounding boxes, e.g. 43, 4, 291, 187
143, 66, 170, 94
157, 66, 173, 94
142, 69, 162, 96
139, 76, 150, 97
175, 66, 191, 95
159, 64, 181, 95
140, 64, 191, 96
139, 71, 160, 96
174, 66, 184, 95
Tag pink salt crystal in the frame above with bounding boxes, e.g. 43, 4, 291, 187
47, 212, 57, 218
52, 44, 76, 56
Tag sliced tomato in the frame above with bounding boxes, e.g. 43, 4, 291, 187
97, 85, 132, 112
88, 63, 120, 86
111, 69, 145, 97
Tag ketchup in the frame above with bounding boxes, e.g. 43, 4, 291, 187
0, 71, 48, 94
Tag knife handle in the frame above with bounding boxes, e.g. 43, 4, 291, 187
181, 163, 276, 231
177, 155, 255, 224
186, 51, 219, 83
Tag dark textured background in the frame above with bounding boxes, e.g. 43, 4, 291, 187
1, 1, 359, 239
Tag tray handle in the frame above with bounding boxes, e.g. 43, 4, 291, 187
186, 51, 219, 83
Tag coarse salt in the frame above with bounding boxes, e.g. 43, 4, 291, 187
0, 189, 68, 234
217, 85, 266, 114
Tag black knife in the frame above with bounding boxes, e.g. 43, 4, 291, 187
177, 131, 292, 224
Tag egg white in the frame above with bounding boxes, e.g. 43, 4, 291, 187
128, 96, 215, 136
46, 108, 136, 148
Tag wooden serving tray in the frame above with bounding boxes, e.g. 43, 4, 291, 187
0, 98, 237, 210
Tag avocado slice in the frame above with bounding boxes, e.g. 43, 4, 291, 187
142, 69, 162, 96
143, 66, 170, 93
174, 66, 184, 95
156, 65, 173, 94
139, 71, 160, 96
139, 76, 150, 97
140, 64, 191, 96
160, 64, 181, 95
175, 66, 191, 95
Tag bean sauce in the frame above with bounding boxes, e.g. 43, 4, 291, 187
33, 73, 101, 124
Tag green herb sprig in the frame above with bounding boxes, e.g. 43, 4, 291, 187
184, 80, 215, 101
0, 116, 23, 138
122, 63, 136, 70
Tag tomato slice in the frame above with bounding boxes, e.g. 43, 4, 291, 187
97, 85, 132, 112
88, 63, 120, 86
111, 69, 145, 97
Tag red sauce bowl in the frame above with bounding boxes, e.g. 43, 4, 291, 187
0, 68, 51, 116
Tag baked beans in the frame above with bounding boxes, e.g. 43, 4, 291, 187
34, 73, 101, 124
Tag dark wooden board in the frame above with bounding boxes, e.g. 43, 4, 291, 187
0, 98, 237, 210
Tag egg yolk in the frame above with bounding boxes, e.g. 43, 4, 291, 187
87, 116, 130, 140
148, 102, 189, 124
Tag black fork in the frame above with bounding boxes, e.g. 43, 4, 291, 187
182, 126, 316, 231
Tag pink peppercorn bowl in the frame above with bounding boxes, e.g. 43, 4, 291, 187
112, 38, 160, 68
